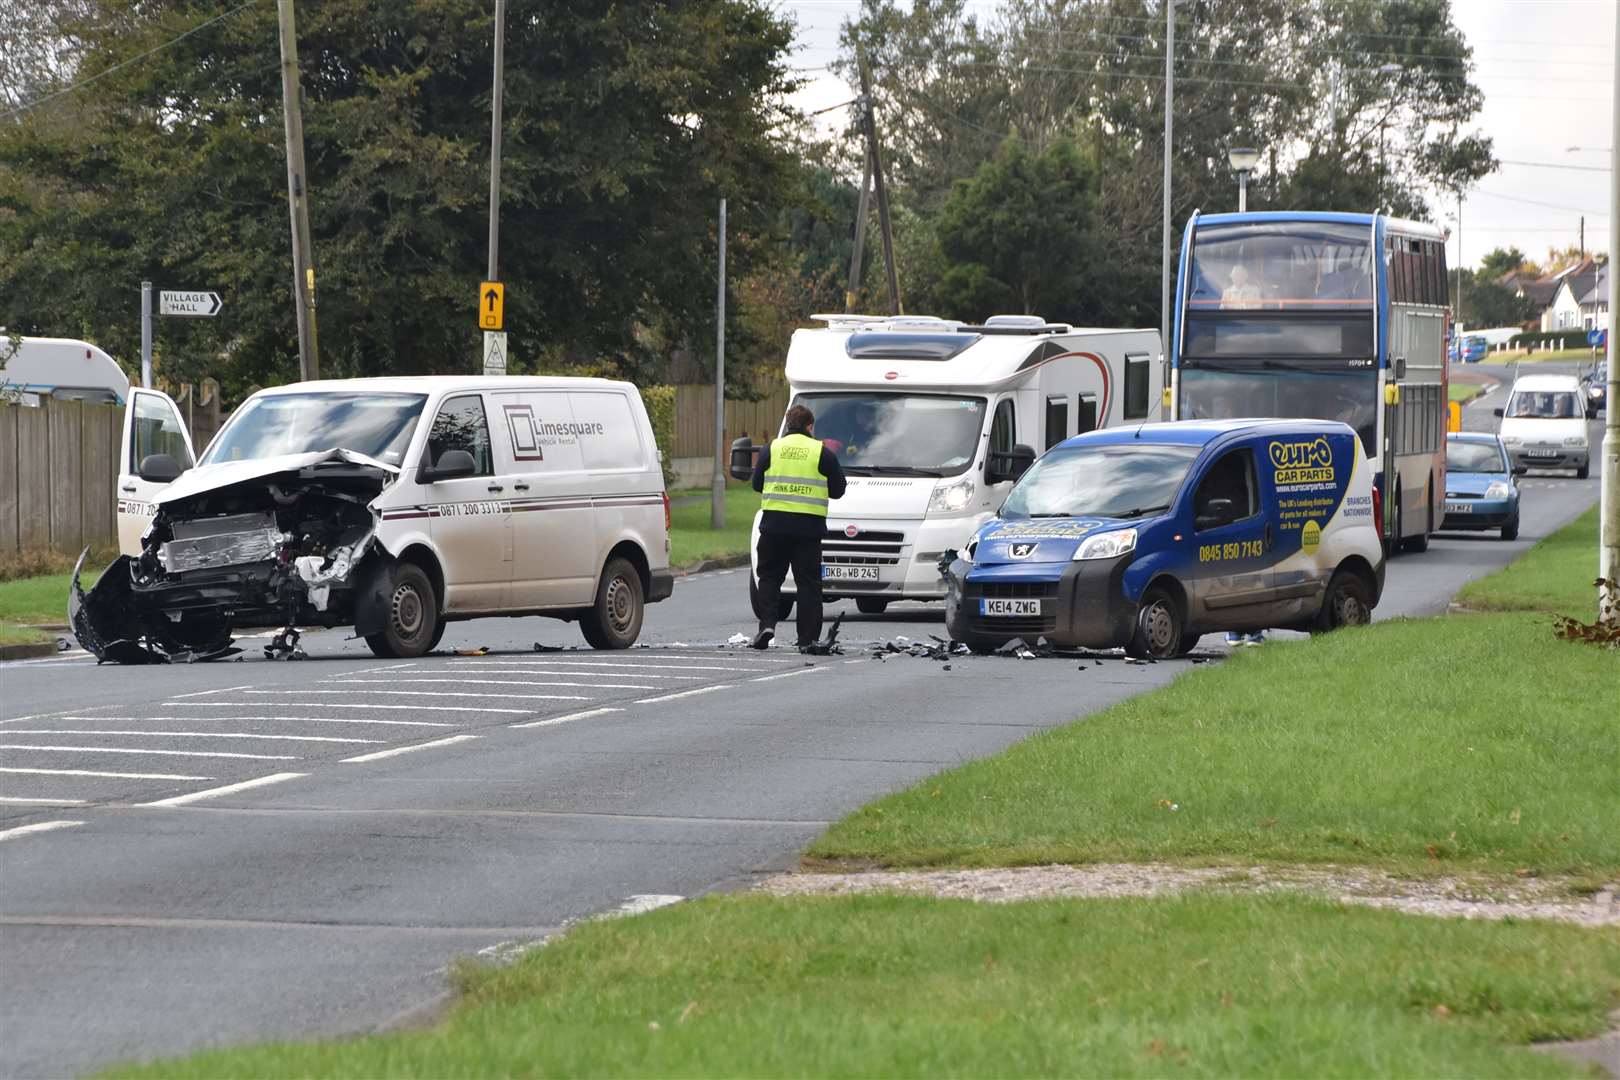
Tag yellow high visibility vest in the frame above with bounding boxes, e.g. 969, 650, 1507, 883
760, 432, 829, 517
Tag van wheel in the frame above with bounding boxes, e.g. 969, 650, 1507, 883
1125, 586, 1184, 660
1312, 568, 1372, 634
581, 557, 644, 650
749, 576, 794, 622
1576, 463, 1590, 480
855, 597, 888, 615
364, 563, 439, 659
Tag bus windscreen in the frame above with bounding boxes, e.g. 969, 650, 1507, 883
1179, 366, 1378, 457
1187, 220, 1374, 310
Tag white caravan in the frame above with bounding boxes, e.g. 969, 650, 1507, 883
0, 336, 131, 405
730, 314, 1164, 616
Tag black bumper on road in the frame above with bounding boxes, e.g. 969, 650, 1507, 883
946, 555, 1136, 648
648, 569, 675, 603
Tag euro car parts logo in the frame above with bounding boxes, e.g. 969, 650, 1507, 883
1269, 437, 1335, 485
1009, 542, 1038, 559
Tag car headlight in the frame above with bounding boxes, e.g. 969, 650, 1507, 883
1500, 435, 1521, 445
927, 476, 975, 514
1590, 385, 1604, 397
1073, 528, 1137, 561
1563, 436, 1588, 448
1484, 481, 1510, 499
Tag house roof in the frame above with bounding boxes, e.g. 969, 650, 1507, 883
1578, 263, 1609, 307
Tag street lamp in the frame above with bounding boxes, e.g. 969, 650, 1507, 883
1228, 146, 1261, 212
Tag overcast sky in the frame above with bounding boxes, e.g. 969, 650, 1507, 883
778, 0, 1615, 274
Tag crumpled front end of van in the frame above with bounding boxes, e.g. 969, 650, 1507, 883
71, 450, 397, 664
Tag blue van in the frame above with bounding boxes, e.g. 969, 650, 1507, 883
944, 420, 1386, 657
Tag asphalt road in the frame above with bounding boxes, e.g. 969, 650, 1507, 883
0, 386, 1604, 1078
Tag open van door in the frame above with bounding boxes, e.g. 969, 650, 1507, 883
118, 389, 196, 554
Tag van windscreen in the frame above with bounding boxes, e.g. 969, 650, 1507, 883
1002, 444, 1200, 519
204, 392, 427, 466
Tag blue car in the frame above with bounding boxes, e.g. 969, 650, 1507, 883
1441, 432, 1521, 540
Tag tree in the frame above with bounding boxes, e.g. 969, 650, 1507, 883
934, 137, 1098, 322
0, 0, 802, 395
1478, 246, 1528, 282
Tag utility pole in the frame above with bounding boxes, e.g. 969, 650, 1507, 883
856, 52, 901, 315
1578, 215, 1584, 259
1599, 6, 1618, 627
844, 144, 873, 312
276, 0, 318, 380
712, 198, 727, 530
487, 0, 506, 284
1159, 0, 1176, 377
1455, 188, 1464, 326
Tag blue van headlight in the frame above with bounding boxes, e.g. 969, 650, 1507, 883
1073, 528, 1137, 560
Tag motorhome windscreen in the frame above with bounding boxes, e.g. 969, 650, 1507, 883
844, 332, 981, 361
203, 392, 427, 466
1001, 444, 1200, 519
795, 393, 986, 477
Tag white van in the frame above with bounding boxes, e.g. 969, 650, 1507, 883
1495, 373, 1590, 478
74, 377, 673, 662
729, 314, 1164, 617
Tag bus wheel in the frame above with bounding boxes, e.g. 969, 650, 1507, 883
1126, 586, 1184, 660
1312, 569, 1372, 633
1402, 498, 1432, 553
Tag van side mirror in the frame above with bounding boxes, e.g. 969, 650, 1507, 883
421, 448, 476, 482
1512, 465, 1529, 476
1493, 408, 1504, 418
729, 436, 757, 482
1195, 496, 1235, 531
138, 453, 185, 484
987, 443, 1037, 484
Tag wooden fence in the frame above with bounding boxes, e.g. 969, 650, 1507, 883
670, 384, 791, 460
0, 398, 121, 555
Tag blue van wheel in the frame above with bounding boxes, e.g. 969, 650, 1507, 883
1126, 586, 1184, 660
1312, 569, 1372, 633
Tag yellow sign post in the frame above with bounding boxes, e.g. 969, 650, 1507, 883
479, 281, 504, 330
1447, 400, 1462, 433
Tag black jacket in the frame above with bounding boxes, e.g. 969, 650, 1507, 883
750, 436, 848, 538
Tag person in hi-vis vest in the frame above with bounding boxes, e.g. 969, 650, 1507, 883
749, 404, 847, 649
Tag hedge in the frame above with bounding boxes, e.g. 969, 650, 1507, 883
641, 384, 679, 489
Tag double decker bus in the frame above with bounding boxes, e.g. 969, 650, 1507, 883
1170, 211, 1449, 551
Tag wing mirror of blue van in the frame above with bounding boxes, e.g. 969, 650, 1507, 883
137, 453, 185, 484
729, 436, 757, 482
988, 444, 1038, 484
420, 448, 477, 482
1195, 497, 1235, 530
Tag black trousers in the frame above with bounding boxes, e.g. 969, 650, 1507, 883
755, 530, 823, 645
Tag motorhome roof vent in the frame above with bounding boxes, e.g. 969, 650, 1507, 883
984, 314, 1047, 327
845, 332, 981, 361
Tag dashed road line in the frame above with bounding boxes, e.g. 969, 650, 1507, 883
2, 730, 380, 744
634, 685, 734, 705
139, 772, 307, 808
335, 663, 420, 676
169, 686, 254, 699
341, 734, 481, 764
454, 659, 778, 672
54, 714, 458, 729
353, 669, 701, 682
237, 687, 598, 700
0, 820, 84, 841
750, 666, 826, 683
168, 701, 532, 715
0, 797, 88, 806
509, 707, 625, 730
0, 744, 300, 761
0, 767, 213, 780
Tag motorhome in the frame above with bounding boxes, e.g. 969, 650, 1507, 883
729, 314, 1164, 618
0, 336, 131, 405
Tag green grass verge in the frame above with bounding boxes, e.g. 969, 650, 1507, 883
1458, 505, 1601, 616
1448, 382, 1484, 403
0, 621, 51, 646
0, 571, 84, 626
1482, 349, 1605, 366
669, 486, 760, 568
106, 893, 1620, 1079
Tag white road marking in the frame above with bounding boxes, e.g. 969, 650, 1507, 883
334, 663, 419, 676
509, 707, 625, 730
750, 666, 826, 683
0, 820, 84, 841
169, 685, 253, 699
169, 701, 532, 715
634, 685, 733, 705
455, 658, 772, 672
0, 797, 88, 806
139, 772, 306, 808
3, 730, 380, 744
55, 714, 457, 729
0, 767, 212, 780
341, 734, 480, 764
842, 658, 869, 666
359, 669, 701, 682
2, 654, 92, 667
0, 744, 299, 761
250, 685, 603, 698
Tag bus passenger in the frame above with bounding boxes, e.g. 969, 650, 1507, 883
1221, 265, 1263, 309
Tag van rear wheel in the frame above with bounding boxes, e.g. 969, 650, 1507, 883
581, 557, 644, 650
364, 563, 439, 659
1125, 586, 1184, 660
1312, 568, 1372, 634
749, 576, 794, 623
855, 597, 888, 615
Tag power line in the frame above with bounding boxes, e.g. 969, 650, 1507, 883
0, 0, 262, 123
1473, 188, 1612, 217
1496, 159, 1612, 174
